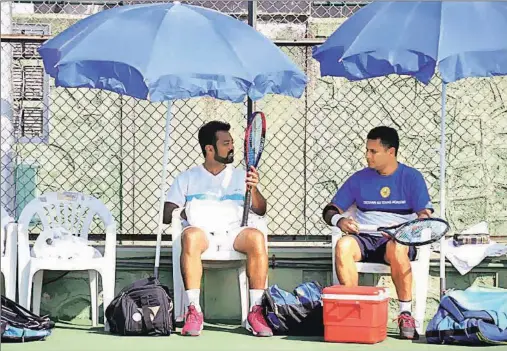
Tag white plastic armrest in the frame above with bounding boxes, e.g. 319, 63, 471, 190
6, 222, 17, 255
104, 223, 117, 260
416, 228, 432, 263
171, 208, 184, 242
330, 225, 342, 236
417, 244, 431, 263
17, 224, 31, 268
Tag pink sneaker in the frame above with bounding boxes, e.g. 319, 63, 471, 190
396, 312, 418, 340
246, 305, 273, 337
181, 305, 204, 336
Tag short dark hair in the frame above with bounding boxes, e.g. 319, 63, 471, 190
367, 126, 399, 156
198, 121, 231, 157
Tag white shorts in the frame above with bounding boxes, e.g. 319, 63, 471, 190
181, 220, 264, 253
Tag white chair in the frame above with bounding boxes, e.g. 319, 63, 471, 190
172, 208, 268, 327
1, 205, 17, 300
17, 191, 116, 329
331, 207, 431, 335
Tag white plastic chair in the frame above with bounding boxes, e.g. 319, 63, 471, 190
331, 206, 431, 335
172, 208, 268, 327
1, 205, 17, 300
17, 191, 116, 329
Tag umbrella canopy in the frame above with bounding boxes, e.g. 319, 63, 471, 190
38, 1, 307, 102
312, 1, 507, 84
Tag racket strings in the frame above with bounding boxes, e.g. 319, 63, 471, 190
394, 221, 449, 244
247, 116, 263, 166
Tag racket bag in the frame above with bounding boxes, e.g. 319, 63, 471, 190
426, 288, 507, 345
105, 277, 175, 336
261, 281, 324, 336
1, 295, 54, 342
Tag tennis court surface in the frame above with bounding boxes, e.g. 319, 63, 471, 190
2, 322, 499, 351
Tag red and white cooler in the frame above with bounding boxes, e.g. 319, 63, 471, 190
322, 285, 389, 344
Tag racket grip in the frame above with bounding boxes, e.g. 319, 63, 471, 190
358, 224, 378, 233
241, 189, 252, 227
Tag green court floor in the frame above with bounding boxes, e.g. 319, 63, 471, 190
3, 323, 504, 351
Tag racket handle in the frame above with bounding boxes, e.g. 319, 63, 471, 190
358, 224, 378, 233
241, 189, 252, 227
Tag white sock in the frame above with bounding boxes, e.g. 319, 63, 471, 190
399, 300, 412, 314
249, 289, 264, 309
185, 289, 201, 313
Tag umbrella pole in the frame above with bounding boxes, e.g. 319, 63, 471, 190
154, 100, 174, 279
439, 81, 447, 299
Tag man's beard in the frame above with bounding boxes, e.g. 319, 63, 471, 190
214, 150, 234, 164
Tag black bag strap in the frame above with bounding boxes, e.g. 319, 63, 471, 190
140, 296, 155, 335
426, 326, 481, 339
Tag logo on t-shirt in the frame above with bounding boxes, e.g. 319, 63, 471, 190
380, 186, 390, 198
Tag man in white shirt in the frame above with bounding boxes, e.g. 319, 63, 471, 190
163, 121, 272, 337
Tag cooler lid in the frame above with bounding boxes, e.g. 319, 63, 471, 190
322, 285, 387, 296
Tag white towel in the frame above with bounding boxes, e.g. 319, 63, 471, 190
444, 222, 507, 275
32, 227, 101, 260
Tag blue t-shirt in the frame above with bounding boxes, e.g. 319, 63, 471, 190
331, 163, 433, 234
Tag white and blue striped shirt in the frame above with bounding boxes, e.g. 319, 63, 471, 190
166, 164, 248, 233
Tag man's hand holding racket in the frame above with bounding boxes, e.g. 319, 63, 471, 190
246, 165, 260, 191
241, 111, 266, 227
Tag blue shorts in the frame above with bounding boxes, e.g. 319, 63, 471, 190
351, 233, 417, 264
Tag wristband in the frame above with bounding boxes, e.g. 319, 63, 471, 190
331, 214, 345, 227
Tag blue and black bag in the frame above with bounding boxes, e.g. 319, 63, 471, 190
1, 295, 55, 342
262, 281, 324, 336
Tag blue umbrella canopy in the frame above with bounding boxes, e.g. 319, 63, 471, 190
39, 2, 308, 102
313, 1, 507, 84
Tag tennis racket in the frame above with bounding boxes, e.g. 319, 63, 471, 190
241, 111, 266, 227
359, 218, 450, 246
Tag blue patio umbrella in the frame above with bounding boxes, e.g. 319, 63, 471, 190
38, 1, 308, 277
312, 1, 507, 296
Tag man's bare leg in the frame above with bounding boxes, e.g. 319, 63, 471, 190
335, 236, 362, 286
180, 227, 209, 336
233, 228, 268, 290
385, 240, 417, 339
385, 240, 412, 303
233, 228, 272, 337
181, 227, 209, 290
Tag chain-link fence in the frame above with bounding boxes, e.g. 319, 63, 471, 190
1, 1, 506, 239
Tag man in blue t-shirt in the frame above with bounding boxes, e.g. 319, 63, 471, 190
322, 126, 433, 340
